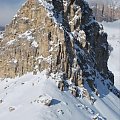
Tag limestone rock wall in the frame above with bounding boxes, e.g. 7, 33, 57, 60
0, 0, 82, 82
0, 0, 63, 78
0, 0, 118, 97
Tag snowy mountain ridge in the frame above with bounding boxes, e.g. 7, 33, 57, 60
0, 71, 120, 120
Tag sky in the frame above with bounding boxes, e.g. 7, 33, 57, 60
0, 0, 25, 26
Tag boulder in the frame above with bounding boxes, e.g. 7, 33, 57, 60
9, 107, 15, 112
38, 94, 52, 106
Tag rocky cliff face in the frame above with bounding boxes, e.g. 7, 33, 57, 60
0, 0, 119, 97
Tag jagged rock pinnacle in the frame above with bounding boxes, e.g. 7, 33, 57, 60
0, 0, 119, 97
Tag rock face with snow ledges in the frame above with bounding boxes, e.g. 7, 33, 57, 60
0, 0, 119, 99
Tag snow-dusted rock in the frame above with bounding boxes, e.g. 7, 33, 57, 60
38, 94, 52, 106
9, 107, 15, 112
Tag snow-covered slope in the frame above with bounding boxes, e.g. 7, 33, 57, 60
0, 71, 120, 120
102, 20, 120, 90
86, 0, 120, 5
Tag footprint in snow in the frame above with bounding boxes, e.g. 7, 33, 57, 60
57, 109, 64, 115
92, 113, 106, 120
85, 106, 95, 114
0, 99, 3, 104
76, 103, 95, 114
76, 103, 85, 109
9, 106, 15, 112
62, 101, 68, 106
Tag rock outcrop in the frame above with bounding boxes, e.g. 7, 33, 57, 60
0, 0, 119, 97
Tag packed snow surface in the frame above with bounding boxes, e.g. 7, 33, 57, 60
0, 71, 120, 120
102, 20, 120, 90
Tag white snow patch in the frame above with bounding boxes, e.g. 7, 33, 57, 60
101, 20, 120, 90
9, 59, 18, 65
6, 39, 16, 45
36, 55, 53, 64
0, 33, 3, 39
18, 30, 34, 41
21, 17, 29, 20
31, 40, 38, 48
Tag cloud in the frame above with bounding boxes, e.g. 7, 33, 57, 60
0, 0, 25, 26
